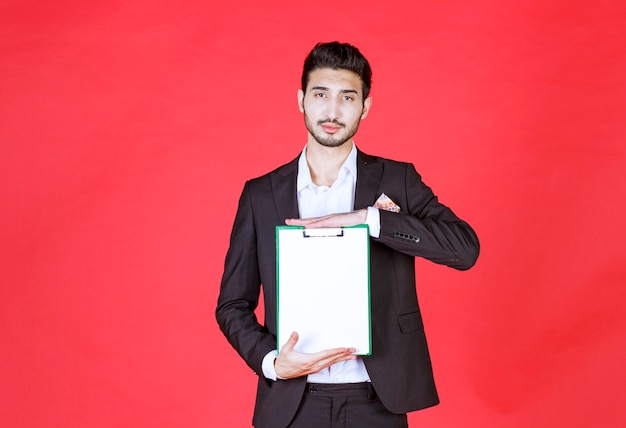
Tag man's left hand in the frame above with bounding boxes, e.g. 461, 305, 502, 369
285, 209, 367, 228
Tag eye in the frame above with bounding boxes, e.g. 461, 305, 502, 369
314, 92, 326, 98
343, 95, 353, 101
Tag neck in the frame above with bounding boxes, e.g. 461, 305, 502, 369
305, 140, 353, 187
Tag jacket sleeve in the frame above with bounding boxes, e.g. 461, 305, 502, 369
375, 163, 480, 270
215, 182, 277, 375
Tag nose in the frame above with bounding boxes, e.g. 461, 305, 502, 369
325, 97, 340, 121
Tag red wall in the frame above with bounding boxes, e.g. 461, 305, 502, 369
1, 1, 625, 426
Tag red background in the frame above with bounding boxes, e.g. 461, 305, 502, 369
2, 1, 625, 427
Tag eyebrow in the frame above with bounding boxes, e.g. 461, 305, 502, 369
310, 86, 359, 95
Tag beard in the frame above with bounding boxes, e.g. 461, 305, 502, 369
303, 111, 361, 148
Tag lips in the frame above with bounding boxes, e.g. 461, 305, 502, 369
321, 123, 341, 134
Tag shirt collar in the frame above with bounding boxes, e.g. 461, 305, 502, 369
297, 143, 358, 192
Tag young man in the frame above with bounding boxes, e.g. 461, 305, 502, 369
216, 42, 479, 428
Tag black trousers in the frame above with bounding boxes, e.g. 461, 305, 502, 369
287, 383, 408, 428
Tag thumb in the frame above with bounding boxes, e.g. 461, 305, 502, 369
280, 331, 299, 352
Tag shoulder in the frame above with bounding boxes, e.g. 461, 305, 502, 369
244, 155, 299, 187
357, 149, 419, 176
358, 148, 410, 166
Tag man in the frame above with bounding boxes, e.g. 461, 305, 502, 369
216, 41, 479, 428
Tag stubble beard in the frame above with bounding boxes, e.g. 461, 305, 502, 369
303, 111, 361, 148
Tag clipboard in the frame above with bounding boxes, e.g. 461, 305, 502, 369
276, 225, 371, 355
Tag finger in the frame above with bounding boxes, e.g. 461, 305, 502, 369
310, 347, 356, 365
285, 218, 313, 226
306, 350, 357, 373
299, 216, 338, 228
316, 351, 356, 367
285, 215, 331, 226
306, 219, 340, 228
307, 213, 359, 228
312, 346, 356, 358
280, 331, 299, 353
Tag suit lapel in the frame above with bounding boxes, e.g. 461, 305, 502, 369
354, 150, 383, 210
270, 156, 300, 221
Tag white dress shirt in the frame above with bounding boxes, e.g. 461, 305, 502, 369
262, 143, 380, 383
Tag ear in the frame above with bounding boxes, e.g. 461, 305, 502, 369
297, 89, 305, 113
361, 96, 372, 119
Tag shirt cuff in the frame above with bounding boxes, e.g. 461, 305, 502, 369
262, 350, 279, 381
366, 207, 381, 238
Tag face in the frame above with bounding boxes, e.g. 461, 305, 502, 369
298, 68, 372, 148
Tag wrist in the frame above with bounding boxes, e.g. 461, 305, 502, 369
261, 350, 279, 380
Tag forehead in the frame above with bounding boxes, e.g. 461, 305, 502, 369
306, 68, 363, 94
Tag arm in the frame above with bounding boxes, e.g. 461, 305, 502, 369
215, 182, 276, 375
287, 163, 479, 271
376, 162, 479, 270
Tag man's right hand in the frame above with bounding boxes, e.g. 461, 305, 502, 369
274, 331, 356, 379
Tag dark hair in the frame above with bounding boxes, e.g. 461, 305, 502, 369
301, 41, 373, 99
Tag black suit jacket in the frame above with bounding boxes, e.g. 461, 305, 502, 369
216, 149, 479, 428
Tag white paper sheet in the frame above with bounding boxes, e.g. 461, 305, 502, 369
276, 225, 371, 355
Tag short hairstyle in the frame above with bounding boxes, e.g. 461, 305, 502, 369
301, 41, 373, 99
